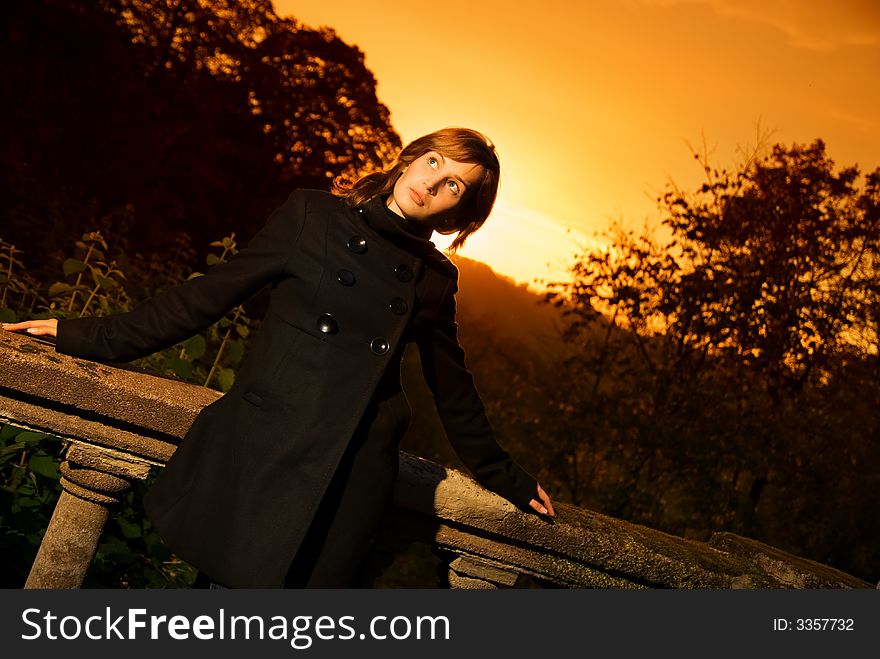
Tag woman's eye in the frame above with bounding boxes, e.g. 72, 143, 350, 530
447, 180, 459, 194
427, 157, 438, 168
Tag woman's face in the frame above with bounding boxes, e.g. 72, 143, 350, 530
387, 151, 486, 229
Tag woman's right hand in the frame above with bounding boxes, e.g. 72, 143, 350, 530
529, 482, 557, 519
1, 319, 59, 338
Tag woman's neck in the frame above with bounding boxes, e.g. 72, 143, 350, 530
383, 195, 434, 239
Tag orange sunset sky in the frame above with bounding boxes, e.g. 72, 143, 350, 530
275, 0, 879, 289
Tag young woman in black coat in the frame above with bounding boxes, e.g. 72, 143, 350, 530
3, 127, 556, 588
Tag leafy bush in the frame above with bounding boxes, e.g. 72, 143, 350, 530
1, 227, 257, 588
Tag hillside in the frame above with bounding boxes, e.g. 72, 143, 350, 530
450, 255, 567, 358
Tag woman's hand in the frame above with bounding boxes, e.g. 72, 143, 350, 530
529, 482, 556, 519
1, 319, 59, 338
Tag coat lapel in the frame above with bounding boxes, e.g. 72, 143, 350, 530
358, 195, 458, 279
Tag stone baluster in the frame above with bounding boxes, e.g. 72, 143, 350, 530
25, 443, 152, 589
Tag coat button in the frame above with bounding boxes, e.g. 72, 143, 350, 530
388, 297, 408, 315
337, 269, 356, 286
370, 337, 390, 355
317, 313, 338, 334
394, 264, 413, 282
347, 236, 367, 253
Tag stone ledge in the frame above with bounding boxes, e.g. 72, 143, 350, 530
708, 533, 869, 589
393, 454, 873, 589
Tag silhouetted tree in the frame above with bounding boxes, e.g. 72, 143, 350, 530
2, 0, 399, 278
544, 140, 880, 580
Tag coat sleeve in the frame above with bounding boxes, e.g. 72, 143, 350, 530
55, 190, 309, 363
416, 277, 538, 511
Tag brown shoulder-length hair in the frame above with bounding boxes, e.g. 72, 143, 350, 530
332, 127, 500, 252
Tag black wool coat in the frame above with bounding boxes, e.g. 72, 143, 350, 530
55, 189, 538, 587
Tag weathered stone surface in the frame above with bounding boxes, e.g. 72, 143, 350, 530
24, 491, 110, 589
1, 331, 218, 442
0, 397, 178, 463
60, 461, 130, 504
449, 556, 520, 587
394, 454, 873, 589
708, 533, 868, 589
64, 443, 154, 481
447, 571, 497, 589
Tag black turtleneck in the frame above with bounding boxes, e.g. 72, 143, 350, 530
382, 196, 434, 240
357, 193, 457, 278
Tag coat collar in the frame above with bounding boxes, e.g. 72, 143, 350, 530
358, 194, 458, 278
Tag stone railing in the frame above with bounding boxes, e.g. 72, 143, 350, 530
0, 331, 872, 589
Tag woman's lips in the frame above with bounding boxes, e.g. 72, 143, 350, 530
409, 188, 424, 206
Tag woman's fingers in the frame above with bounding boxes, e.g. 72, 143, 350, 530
537, 483, 556, 517
529, 483, 557, 518
1, 319, 59, 338
528, 499, 548, 515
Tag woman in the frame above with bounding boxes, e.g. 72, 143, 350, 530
3, 127, 556, 588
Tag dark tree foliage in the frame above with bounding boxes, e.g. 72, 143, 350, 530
2, 0, 400, 277
543, 140, 880, 582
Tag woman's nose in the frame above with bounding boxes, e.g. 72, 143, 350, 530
424, 175, 442, 194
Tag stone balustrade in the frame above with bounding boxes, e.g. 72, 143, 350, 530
0, 331, 871, 589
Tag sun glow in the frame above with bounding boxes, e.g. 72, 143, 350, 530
433, 201, 605, 291
274, 0, 880, 289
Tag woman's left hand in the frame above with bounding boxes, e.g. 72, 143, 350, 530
529, 482, 556, 518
